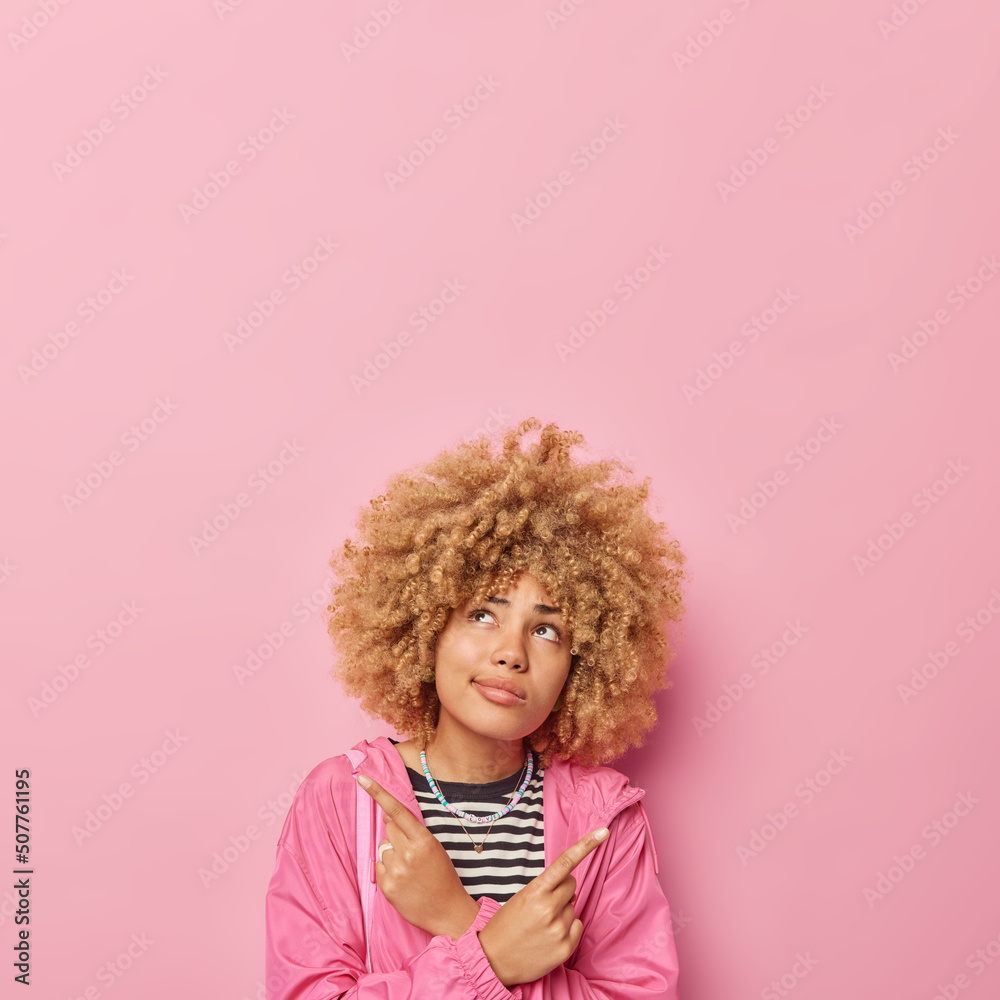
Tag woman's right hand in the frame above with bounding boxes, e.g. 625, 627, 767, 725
476, 827, 609, 988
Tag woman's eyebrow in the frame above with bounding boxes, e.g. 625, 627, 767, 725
485, 596, 563, 615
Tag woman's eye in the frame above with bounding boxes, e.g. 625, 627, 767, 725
467, 609, 561, 641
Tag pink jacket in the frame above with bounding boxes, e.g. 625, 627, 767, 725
265, 735, 680, 999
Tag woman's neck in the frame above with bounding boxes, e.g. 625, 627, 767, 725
406, 731, 528, 784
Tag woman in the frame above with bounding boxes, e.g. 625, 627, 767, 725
265, 418, 686, 998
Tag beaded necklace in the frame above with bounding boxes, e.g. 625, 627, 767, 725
451, 758, 528, 853
419, 746, 535, 824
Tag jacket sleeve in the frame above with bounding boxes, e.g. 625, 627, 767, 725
264, 760, 523, 1000
517, 802, 680, 1000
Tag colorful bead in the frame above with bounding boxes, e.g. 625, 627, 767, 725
419, 748, 534, 824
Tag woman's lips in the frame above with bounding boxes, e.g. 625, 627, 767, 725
472, 681, 526, 706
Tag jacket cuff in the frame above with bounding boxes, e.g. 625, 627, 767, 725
454, 896, 523, 1000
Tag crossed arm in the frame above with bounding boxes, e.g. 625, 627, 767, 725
264, 770, 679, 999
357, 774, 607, 987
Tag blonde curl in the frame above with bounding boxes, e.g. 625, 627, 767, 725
325, 418, 686, 767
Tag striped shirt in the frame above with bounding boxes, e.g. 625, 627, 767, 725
391, 740, 546, 904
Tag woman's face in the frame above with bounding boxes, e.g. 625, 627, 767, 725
431, 571, 572, 748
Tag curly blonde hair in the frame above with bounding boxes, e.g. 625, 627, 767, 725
325, 417, 686, 767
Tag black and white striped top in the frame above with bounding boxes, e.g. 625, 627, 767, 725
391, 739, 546, 904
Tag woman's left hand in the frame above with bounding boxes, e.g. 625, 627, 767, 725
357, 776, 480, 939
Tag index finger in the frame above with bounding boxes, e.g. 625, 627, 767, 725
356, 775, 424, 837
534, 827, 610, 891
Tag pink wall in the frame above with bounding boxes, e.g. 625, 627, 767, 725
4, 1, 1000, 997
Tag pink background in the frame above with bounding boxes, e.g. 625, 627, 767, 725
3, 1, 1000, 997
